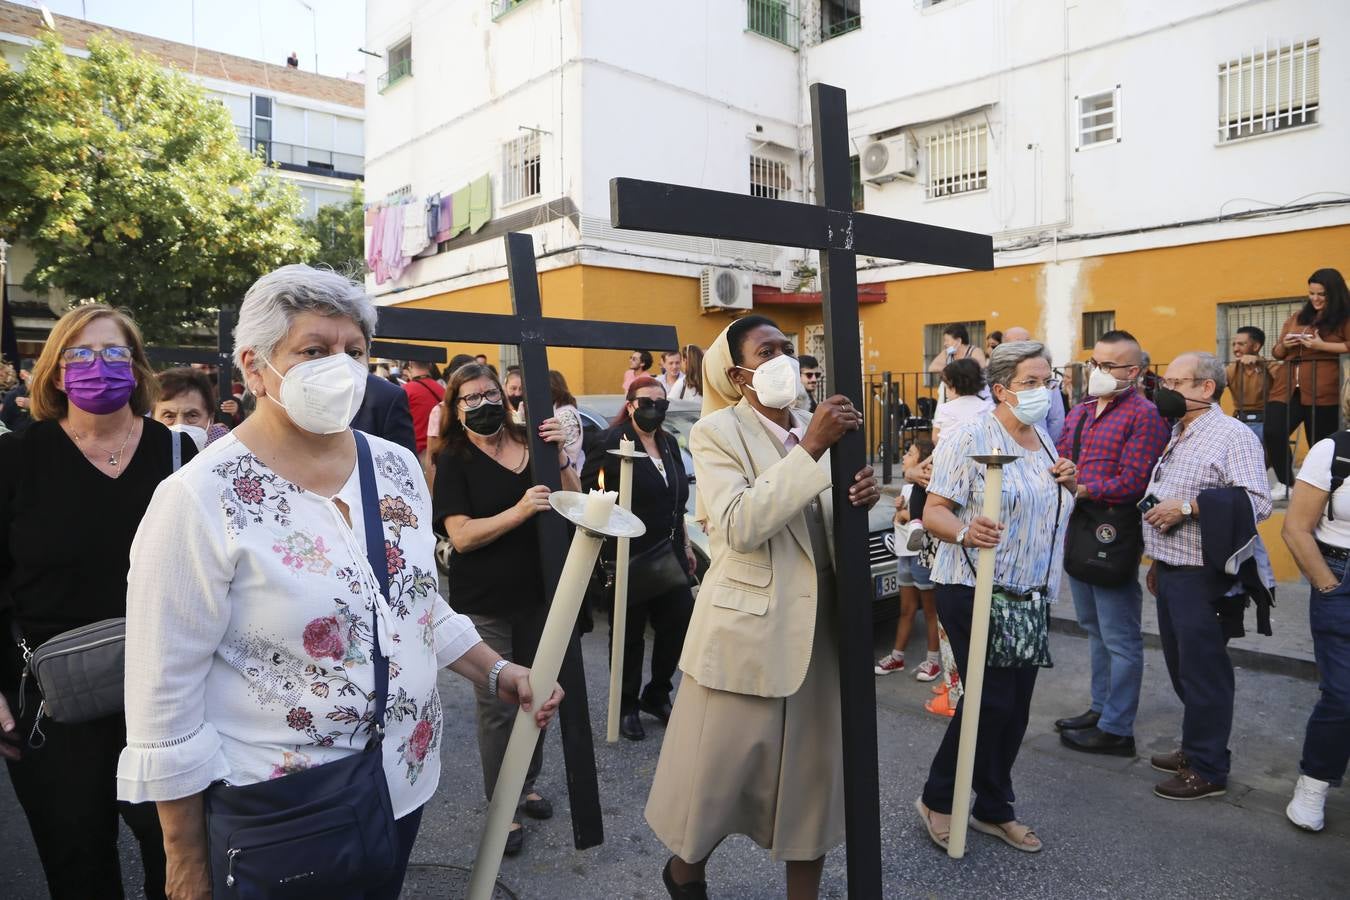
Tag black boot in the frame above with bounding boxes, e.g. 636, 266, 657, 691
620, 710, 646, 741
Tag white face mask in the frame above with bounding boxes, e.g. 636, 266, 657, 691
738, 355, 801, 409
169, 423, 208, 450
266, 353, 368, 435
1004, 386, 1051, 425
1087, 365, 1127, 398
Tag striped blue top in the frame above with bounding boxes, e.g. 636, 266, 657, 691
927, 413, 1075, 600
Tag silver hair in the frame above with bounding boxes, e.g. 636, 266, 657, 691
1179, 351, 1227, 401
232, 264, 378, 371
986, 340, 1050, 388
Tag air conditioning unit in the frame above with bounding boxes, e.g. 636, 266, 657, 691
861, 135, 918, 183
700, 267, 753, 311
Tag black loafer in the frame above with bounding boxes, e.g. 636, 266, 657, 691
640, 695, 673, 724
662, 857, 708, 900
620, 711, 646, 741
1060, 725, 1136, 757
1054, 709, 1101, 732
504, 824, 524, 857
521, 795, 553, 820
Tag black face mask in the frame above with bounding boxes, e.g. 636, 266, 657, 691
464, 401, 506, 436
633, 407, 666, 433
1153, 386, 1207, 420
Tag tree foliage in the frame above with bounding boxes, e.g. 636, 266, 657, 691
302, 182, 366, 278
0, 32, 316, 343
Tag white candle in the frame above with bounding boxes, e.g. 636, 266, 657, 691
619, 437, 636, 454
583, 489, 618, 530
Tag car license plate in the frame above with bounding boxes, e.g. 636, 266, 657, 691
874, 571, 899, 599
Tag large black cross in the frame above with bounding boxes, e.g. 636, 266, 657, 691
376, 232, 678, 850
145, 308, 237, 415
611, 83, 994, 895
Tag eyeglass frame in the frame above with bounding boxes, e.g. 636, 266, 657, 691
1158, 376, 1209, 391
458, 387, 503, 409
1086, 359, 1140, 374
61, 345, 134, 366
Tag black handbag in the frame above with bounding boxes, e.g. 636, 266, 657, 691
608, 434, 690, 603
203, 432, 399, 896
1063, 413, 1144, 587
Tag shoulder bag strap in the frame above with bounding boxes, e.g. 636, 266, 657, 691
1036, 432, 1065, 592
353, 432, 390, 734
171, 430, 182, 472
1071, 406, 1089, 464
1325, 430, 1350, 522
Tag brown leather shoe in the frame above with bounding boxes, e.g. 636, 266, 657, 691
1150, 748, 1188, 774
1154, 767, 1226, 801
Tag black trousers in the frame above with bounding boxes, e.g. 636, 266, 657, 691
609, 582, 693, 714
921, 584, 1039, 825
3, 687, 166, 899
1264, 399, 1339, 485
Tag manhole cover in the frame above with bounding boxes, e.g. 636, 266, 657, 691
402, 864, 517, 899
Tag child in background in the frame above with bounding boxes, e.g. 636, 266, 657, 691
875, 438, 942, 681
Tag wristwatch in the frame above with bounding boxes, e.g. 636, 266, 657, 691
1180, 501, 1193, 519
487, 658, 510, 699
955, 525, 970, 547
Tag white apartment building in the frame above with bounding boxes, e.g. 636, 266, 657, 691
0, 0, 364, 353
362, 0, 1347, 388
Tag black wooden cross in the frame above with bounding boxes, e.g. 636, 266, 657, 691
145, 308, 237, 416
376, 232, 678, 850
611, 83, 994, 895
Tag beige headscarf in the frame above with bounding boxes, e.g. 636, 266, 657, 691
701, 321, 745, 418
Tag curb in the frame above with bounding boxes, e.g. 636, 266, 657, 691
1048, 616, 1318, 682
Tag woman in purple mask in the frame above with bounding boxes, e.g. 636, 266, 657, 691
0, 303, 196, 898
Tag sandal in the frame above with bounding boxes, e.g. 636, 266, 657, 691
914, 798, 950, 850
970, 818, 1043, 853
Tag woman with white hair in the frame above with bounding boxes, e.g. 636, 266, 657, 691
117, 265, 563, 898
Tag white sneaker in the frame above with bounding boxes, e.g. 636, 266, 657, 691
905, 521, 928, 552
1286, 775, 1329, 832
1270, 483, 1290, 501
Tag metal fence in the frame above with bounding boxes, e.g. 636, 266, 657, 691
863, 355, 1348, 485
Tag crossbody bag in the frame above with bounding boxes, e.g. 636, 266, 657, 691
202, 431, 399, 896
962, 434, 1064, 669
1063, 410, 1144, 586
12, 431, 185, 743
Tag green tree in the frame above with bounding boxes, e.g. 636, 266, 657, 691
302, 182, 366, 277
0, 31, 316, 343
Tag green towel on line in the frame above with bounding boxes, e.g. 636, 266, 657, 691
468, 174, 492, 234
449, 185, 471, 238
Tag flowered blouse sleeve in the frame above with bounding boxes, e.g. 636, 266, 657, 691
117, 476, 234, 803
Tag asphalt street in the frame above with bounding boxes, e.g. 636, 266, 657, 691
2, 611, 1346, 899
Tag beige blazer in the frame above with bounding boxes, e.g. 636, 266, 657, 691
679, 398, 834, 698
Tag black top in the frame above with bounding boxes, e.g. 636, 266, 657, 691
581, 422, 688, 558
351, 373, 417, 456
432, 440, 544, 620
0, 418, 196, 689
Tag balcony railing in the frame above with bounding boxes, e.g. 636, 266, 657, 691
822, 14, 861, 40
747, 0, 799, 50
237, 133, 364, 179
377, 58, 412, 93
491, 0, 531, 20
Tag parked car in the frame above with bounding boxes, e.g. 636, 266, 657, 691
575, 395, 901, 619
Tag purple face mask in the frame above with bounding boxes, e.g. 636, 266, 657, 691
64, 358, 137, 415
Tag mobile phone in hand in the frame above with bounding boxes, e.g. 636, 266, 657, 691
1137, 494, 1161, 513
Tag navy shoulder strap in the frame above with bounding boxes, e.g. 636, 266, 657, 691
1326, 430, 1350, 522
353, 432, 390, 733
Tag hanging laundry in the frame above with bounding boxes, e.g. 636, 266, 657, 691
468, 174, 492, 234
425, 194, 440, 243
450, 184, 471, 238
402, 197, 430, 259
435, 193, 453, 243
383, 201, 409, 281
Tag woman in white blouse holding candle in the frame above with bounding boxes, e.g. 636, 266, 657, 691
117, 266, 562, 899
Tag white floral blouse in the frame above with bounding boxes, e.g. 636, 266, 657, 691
116, 432, 480, 818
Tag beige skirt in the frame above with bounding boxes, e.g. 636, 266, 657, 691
644, 589, 844, 862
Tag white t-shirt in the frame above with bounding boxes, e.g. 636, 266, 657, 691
1296, 436, 1350, 548
932, 394, 992, 440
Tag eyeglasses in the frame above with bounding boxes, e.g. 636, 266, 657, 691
1009, 378, 1059, 390
635, 397, 670, 412
62, 346, 133, 366
1088, 360, 1136, 373
1159, 377, 1202, 390
458, 387, 503, 409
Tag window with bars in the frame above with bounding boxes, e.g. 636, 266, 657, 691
1082, 311, 1116, 349
378, 39, 412, 93
1077, 87, 1120, 149
1217, 298, 1304, 357
502, 133, 542, 205
750, 155, 792, 199
1218, 38, 1319, 142
821, 0, 861, 39
925, 123, 988, 199
747, 0, 799, 48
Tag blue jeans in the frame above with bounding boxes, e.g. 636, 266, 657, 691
1155, 564, 1235, 786
1068, 574, 1144, 736
1301, 555, 1350, 787
1243, 420, 1264, 444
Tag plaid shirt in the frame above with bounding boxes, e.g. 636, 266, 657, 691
1142, 405, 1273, 567
1056, 388, 1171, 506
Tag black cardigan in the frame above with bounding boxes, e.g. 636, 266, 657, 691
581, 421, 689, 558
